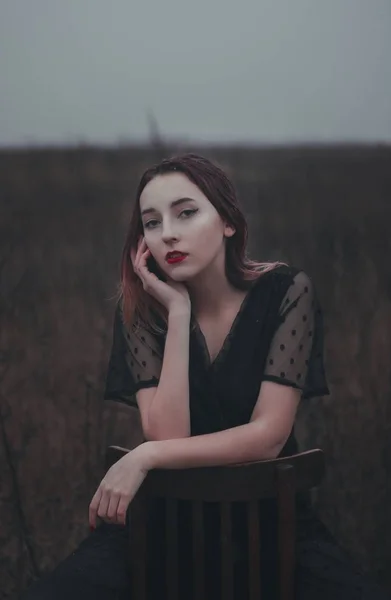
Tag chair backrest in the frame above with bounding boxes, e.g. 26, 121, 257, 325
105, 446, 325, 600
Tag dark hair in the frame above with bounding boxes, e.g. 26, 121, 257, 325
120, 153, 281, 331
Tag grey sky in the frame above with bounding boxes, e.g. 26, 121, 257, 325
1, 0, 390, 146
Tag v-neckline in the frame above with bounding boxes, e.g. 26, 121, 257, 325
191, 281, 257, 369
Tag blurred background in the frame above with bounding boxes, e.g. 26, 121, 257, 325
1, 1, 391, 598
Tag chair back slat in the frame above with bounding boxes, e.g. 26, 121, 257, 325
192, 500, 205, 600
277, 464, 296, 600
166, 498, 179, 600
128, 492, 147, 600
247, 499, 261, 600
221, 501, 234, 600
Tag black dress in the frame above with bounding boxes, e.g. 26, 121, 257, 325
22, 266, 390, 600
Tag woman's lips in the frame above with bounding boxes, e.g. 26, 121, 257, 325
166, 254, 188, 264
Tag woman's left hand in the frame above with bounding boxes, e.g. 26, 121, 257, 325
89, 444, 153, 528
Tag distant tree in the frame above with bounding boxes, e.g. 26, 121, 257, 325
146, 108, 168, 159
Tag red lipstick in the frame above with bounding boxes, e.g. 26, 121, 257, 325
166, 252, 188, 264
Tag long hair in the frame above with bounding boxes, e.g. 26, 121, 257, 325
120, 153, 281, 332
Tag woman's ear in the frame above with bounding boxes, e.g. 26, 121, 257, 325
224, 223, 236, 238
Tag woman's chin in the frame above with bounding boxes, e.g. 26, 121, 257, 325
168, 271, 192, 282
166, 265, 198, 283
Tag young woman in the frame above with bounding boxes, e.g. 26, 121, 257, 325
23, 154, 389, 599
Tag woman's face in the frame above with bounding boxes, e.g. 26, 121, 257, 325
139, 172, 234, 282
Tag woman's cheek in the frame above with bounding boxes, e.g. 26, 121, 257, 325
195, 226, 221, 252
144, 234, 158, 256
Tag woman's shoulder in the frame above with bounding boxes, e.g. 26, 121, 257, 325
255, 263, 310, 286
274, 264, 314, 289
251, 264, 315, 303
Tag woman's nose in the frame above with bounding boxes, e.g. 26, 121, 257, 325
161, 222, 179, 242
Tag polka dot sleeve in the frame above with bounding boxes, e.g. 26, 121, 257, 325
104, 303, 163, 407
262, 271, 329, 399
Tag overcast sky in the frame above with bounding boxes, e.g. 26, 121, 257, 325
1, 0, 390, 146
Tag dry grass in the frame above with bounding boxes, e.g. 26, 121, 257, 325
1, 143, 390, 597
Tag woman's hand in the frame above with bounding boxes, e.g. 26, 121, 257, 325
89, 444, 153, 528
131, 238, 190, 314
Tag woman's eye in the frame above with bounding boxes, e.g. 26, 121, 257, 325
179, 209, 198, 219
144, 219, 159, 229
144, 209, 197, 229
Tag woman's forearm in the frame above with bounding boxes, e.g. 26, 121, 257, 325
143, 420, 286, 470
146, 308, 191, 440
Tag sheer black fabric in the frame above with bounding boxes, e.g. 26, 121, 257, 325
104, 305, 164, 407
104, 266, 329, 439
263, 270, 328, 399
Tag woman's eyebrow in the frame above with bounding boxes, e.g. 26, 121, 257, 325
141, 197, 196, 217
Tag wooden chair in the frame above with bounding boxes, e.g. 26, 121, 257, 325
105, 446, 325, 600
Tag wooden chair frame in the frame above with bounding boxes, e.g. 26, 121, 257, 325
105, 446, 325, 600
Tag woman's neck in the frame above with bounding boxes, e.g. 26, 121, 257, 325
186, 262, 245, 317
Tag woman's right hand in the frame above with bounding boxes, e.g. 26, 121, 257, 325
131, 238, 191, 314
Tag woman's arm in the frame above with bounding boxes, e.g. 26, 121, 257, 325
90, 382, 301, 528
141, 381, 301, 469
137, 306, 191, 441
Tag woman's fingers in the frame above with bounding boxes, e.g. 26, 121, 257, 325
117, 496, 130, 526
138, 248, 151, 272
135, 237, 147, 265
89, 488, 102, 528
130, 237, 144, 269
96, 489, 110, 522
132, 239, 151, 276
133, 246, 157, 289
130, 246, 137, 267
90, 483, 127, 526
106, 493, 121, 523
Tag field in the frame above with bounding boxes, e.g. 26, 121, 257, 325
1, 143, 391, 598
